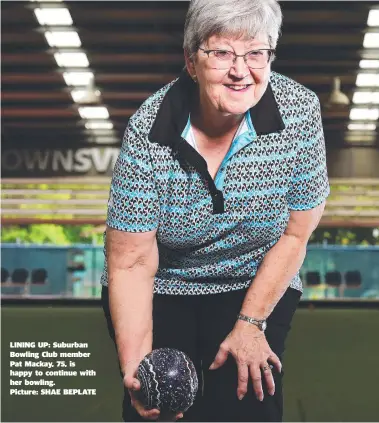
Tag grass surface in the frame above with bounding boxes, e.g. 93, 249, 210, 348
1, 306, 379, 422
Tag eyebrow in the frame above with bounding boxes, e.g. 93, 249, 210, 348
208, 46, 268, 51
208, 41, 269, 51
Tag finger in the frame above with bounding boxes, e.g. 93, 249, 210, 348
209, 344, 229, 370
268, 353, 282, 374
236, 361, 249, 400
128, 389, 160, 420
124, 375, 140, 391
140, 408, 160, 420
134, 402, 160, 420
143, 410, 160, 420
249, 366, 264, 402
261, 364, 275, 396
128, 389, 138, 409
176, 413, 184, 420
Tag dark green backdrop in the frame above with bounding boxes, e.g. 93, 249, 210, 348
1, 305, 379, 422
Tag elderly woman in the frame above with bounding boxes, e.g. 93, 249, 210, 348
101, 0, 329, 421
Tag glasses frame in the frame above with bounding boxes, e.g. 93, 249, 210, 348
198, 47, 276, 70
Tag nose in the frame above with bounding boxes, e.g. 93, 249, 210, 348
229, 56, 249, 78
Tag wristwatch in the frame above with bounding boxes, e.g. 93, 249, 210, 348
237, 313, 267, 332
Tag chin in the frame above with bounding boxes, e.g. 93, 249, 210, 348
217, 96, 259, 115
220, 104, 253, 116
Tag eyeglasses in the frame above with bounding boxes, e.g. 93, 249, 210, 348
198, 47, 275, 70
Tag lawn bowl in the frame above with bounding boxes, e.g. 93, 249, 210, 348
136, 348, 198, 420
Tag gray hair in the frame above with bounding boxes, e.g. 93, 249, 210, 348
183, 0, 282, 58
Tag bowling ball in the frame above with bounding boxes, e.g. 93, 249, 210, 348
135, 348, 198, 418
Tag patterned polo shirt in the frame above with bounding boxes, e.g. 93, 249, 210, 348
101, 70, 330, 295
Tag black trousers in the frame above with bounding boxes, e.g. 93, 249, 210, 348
101, 285, 301, 422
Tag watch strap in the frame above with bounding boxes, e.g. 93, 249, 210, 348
237, 313, 266, 330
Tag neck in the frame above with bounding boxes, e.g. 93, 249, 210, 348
191, 97, 243, 138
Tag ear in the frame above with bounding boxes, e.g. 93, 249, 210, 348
184, 49, 197, 79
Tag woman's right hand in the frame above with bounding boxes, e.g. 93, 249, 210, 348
123, 360, 161, 421
123, 361, 184, 421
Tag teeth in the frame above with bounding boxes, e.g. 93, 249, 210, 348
227, 85, 248, 90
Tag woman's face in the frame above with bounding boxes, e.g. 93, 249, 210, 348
185, 34, 272, 117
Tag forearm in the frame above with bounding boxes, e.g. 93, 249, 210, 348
106, 226, 159, 374
240, 234, 306, 320
108, 267, 155, 373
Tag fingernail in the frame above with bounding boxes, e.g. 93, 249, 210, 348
238, 394, 244, 400
209, 363, 215, 370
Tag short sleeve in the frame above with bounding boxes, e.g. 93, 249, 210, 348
106, 119, 160, 232
286, 95, 330, 211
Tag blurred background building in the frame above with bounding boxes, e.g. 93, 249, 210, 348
1, 2, 379, 423
1, 1, 379, 298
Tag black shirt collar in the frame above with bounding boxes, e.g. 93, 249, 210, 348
149, 69, 285, 146
148, 70, 285, 215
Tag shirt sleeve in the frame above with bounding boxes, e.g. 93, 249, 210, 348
106, 118, 160, 232
286, 94, 330, 211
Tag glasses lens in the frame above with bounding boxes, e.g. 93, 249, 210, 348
208, 50, 234, 69
245, 50, 270, 69
206, 49, 271, 70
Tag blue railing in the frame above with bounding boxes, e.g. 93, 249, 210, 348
1, 244, 378, 300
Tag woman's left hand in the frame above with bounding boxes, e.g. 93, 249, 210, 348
208, 321, 282, 402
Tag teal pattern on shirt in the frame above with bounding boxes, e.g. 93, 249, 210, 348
101, 71, 330, 295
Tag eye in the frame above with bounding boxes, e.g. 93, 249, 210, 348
213, 50, 233, 59
247, 50, 264, 57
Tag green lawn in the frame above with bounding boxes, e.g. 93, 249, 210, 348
1, 306, 379, 422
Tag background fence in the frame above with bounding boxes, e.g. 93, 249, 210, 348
1, 244, 379, 300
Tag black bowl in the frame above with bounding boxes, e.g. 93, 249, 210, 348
136, 348, 198, 418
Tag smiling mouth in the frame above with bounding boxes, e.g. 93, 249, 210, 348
224, 84, 252, 91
